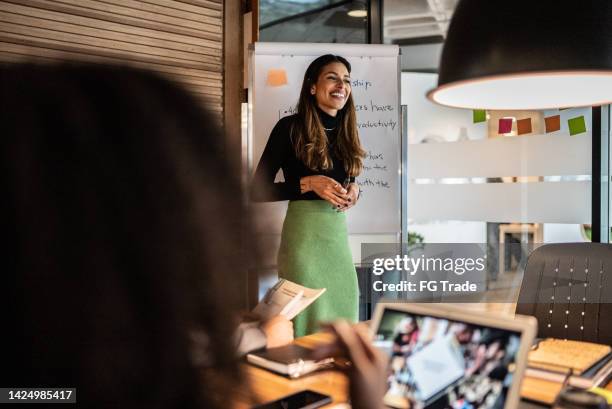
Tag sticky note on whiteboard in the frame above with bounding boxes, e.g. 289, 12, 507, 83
266, 69, 288, 87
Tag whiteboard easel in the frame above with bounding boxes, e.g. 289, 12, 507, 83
248, 42, 401, 235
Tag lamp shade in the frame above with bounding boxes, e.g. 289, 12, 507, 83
427, 0, 612, 110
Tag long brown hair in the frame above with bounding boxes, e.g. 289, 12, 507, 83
293, 54, 365, 176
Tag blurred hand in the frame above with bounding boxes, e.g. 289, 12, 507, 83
301, 175, 349, 209
312, 321, 387, 409
261, 316, 294, 349
240, 311, 261, 323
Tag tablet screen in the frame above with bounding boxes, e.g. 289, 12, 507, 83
373, 308, 522, 409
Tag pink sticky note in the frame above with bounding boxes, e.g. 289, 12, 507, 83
266, 69, 288, 87
498, 118, 513, 134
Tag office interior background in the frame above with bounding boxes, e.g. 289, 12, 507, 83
1, 0, 609, 312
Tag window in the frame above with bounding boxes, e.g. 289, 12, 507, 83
260, 0, 369, 43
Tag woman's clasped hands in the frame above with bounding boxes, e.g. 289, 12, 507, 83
300, 175, 359, 211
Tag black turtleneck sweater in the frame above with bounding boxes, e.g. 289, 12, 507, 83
251, 108, 355, 202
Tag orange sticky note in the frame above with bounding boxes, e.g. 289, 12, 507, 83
516, 118, 532, 135
545, 115, 561, 133
266, 69, 288, 87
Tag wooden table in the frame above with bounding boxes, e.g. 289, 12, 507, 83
236, 333, 612, 409
234, 332, 348, 408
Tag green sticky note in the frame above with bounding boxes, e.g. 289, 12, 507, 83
568, 116, 586, 135
473, 109, 486, 123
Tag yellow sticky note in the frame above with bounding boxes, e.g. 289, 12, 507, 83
266, 69, 288, 87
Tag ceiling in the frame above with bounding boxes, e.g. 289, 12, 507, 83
383, 0, 458, 45
259, 0, 348, 26
259, 0, 367, 44
258, 0, 459, 46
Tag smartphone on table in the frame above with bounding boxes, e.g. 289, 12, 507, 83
251, 389, 332, 409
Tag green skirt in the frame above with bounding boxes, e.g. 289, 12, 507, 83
278, 200, 359, 337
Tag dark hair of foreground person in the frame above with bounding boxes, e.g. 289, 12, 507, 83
1, 63, 244, 408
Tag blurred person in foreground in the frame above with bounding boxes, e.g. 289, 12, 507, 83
1, 63, 386, 409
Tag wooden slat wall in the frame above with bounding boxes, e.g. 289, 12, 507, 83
0, 0, 224, 116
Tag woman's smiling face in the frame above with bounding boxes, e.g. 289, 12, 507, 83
311, 62, 351, 117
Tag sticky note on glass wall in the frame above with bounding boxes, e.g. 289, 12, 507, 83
545, 115, 561, 133
266, 68, 288, 87
498, 118, 513, 134
516, 118, 532, 135
473, 109, 486, 123
568, 116, 587, 135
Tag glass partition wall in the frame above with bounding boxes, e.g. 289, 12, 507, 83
402, 72, 593, 309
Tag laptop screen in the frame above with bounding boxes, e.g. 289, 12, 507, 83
373, 307, 523, 409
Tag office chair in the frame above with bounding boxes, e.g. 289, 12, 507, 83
516, 243, 612, 345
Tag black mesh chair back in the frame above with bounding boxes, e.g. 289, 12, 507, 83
516, 243, 612, 345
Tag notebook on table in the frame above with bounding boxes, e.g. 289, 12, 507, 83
526, 338, 612, 388
246, 344, 334, 379
370, 303, 537, 409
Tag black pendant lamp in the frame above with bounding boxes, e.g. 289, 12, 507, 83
427, 0, 612, 110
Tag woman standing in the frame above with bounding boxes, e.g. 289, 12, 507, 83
252, 54, 365, 336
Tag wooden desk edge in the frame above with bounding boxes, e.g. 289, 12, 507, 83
238, 333, 612, 408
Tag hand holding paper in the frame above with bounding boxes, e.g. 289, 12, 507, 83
252, 279, 326, 321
